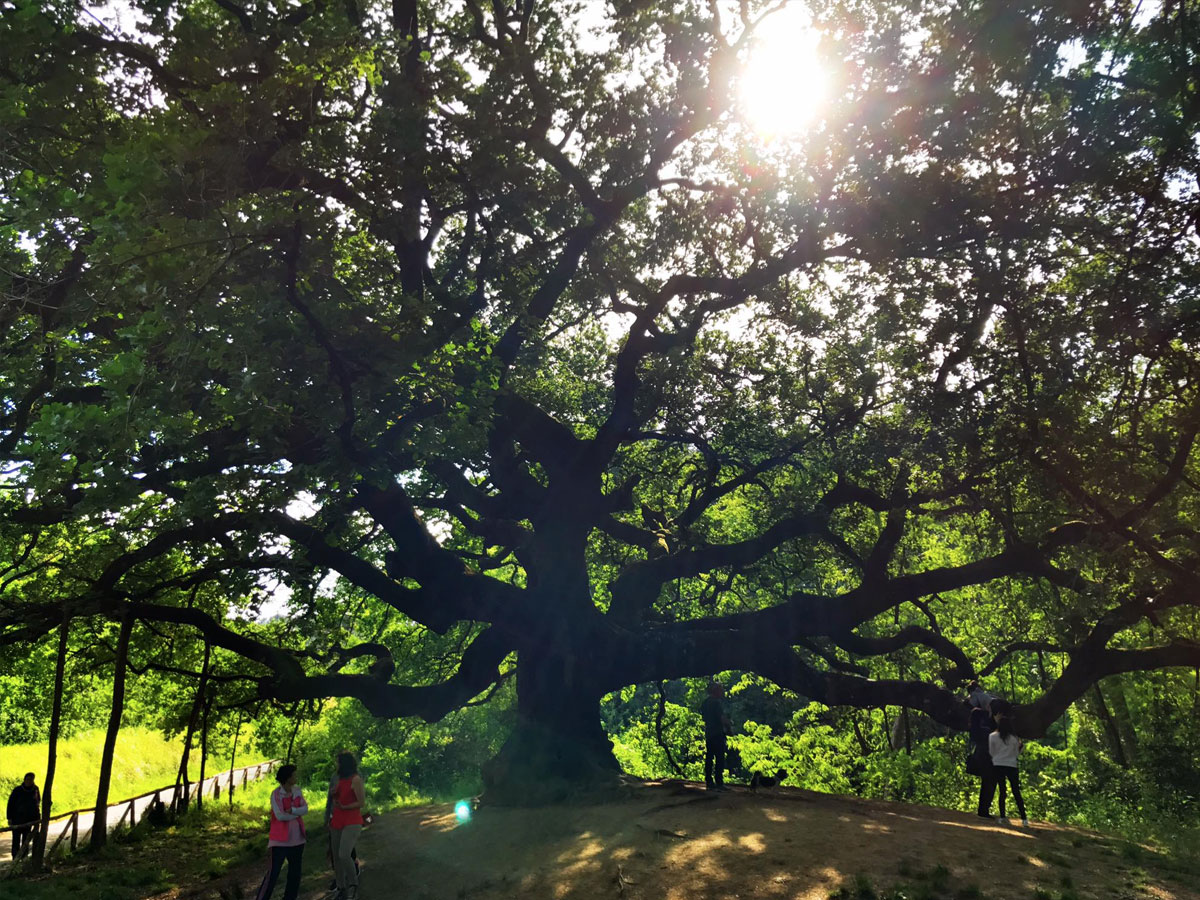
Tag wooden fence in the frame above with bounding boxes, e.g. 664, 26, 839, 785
1, 759, 279, 861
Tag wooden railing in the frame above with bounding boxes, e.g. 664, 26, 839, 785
1, 759, 279, 860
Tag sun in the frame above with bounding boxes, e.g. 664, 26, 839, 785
739, 5, 828, 139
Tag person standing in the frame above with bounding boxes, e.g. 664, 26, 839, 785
988, 704, 1028, 826
967, 680, 996, 713
700, 682, 732, 791
6, 772, 40, 860
255, 764, 307, 900
325, 752, 359, 890
329, 752, 366, 900
969, 701, 997, 820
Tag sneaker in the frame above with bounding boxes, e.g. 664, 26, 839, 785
996, 817, 1010, 826
1021, 818, 1030, 826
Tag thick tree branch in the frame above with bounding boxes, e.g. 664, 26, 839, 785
124, 600, 512, 721
832, 625, 974, 686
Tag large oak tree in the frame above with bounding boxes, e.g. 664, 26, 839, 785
3, 0, 1200, 801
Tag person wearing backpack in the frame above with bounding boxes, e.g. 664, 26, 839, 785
988, 700, 1028, 826
255, 764, 308, 900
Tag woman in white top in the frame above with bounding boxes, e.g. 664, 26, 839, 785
256, 764, 308, 900
988, 705, 1028, 826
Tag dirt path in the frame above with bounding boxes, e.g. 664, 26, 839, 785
350, 782, 1198, 900
139, 782, 1200, 900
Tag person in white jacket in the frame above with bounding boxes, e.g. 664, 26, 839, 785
988, 701, 1028, 826
256, 764, 308, 900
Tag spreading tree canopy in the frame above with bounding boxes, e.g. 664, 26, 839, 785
3, 0, 1200, 801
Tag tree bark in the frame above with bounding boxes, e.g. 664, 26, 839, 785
31, 615, 69, 870
851, 712, 873, 756
228, 707, 244, 809
91, 612, 133, 851
174, 641, 210, 815
197, 691, 211, 811
1092, 683, 1130, 769
481, 649, 620, 805
1105, 676, 1140, 763
285, 704, 303, 761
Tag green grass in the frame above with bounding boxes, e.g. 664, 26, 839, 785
0, 786, 326, 900
837, 864, 987, 900
829, 873, 879, 899
0, 728, 253, 816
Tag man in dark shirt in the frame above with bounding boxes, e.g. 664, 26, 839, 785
968, 701, 998, 818
6, 772, 41, 859
700, 682, 732, 791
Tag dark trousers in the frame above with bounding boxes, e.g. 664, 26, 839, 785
704, 734, 727, 787
10, 825, 35, 859
976, 766, 997, 816
994, 765, 1026, 819
255, 844, 304, 900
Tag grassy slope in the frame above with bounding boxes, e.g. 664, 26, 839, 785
0, 780, 341, 900
0, 728, 214, 814
0, 781, 299, 900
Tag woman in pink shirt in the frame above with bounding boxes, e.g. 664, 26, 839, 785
255, 764, 308, 900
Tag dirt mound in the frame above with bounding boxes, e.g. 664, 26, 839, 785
350, 782, 1198, 900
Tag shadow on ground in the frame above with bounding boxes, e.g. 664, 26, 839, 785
354, 782, 1200, 900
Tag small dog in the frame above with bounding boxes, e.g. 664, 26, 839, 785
750, 769, 787, 791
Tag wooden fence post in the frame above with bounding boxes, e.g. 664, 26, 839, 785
11, 757, 270, 860
48, 819, 70, 857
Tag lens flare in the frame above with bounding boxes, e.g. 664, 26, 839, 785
454, 799, 472, 823
739, 6, 827, 138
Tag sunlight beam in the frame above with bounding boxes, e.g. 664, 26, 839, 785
739, 5, 827, 139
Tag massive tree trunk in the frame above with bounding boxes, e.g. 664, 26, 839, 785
481, 648, 620, 806
92, 612, 133, 850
